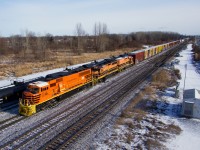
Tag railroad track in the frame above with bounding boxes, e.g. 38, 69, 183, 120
40, 43, 186, 149
0, 43, 186, 149
0, 116, 26, 131
41, 65, 153, 150
42, 55, 161, 150
0, 56, 149, 149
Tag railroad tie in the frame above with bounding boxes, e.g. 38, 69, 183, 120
58, 138, 64, 143
65, 142, 70, 145
67, 130, 72, 133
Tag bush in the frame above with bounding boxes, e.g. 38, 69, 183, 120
152, 69, 172, 90
144, 86, 155, 95
125, 132, 133, 144
165, 124, 182, 135
125, 121, 134, 129
152, 69, 170, 84
174, 69, 181, 79
120, 110, 134, 118
116, 118, 126, 125
145, 139, 165, 149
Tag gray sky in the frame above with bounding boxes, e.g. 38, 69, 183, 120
0, 0, 200, 36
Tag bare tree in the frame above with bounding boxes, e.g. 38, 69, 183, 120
93, 22, 109, 52
0, 35, 6, 55
36, 34, 48, 60
10, 35, 23, 57
74, 23, 86, 54
23, 30, 36, 58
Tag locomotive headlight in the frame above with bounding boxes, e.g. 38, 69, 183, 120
82, 76, 85, 80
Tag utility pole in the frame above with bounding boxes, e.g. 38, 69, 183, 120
183, 64, 187, 91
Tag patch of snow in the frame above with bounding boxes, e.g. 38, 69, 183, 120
175, 44, 200, 90
166, 44, 200, 149
143, 45, 151, 48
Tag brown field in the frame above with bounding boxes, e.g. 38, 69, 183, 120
0, 48, 135, 80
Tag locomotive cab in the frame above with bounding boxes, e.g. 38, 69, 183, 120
27, 86, 40, 94
19, 81, 48, 116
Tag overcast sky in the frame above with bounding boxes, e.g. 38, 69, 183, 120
0, 0, 200, 36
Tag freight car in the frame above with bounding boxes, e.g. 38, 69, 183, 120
19, 40, 182, 116
129, 50, 145, 64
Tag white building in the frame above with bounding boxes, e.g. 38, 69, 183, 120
182, 89, 200, 118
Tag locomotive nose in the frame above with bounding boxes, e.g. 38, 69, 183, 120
23, 91, 33, 96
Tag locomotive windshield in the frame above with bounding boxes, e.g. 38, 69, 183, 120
27, 87, 39, 94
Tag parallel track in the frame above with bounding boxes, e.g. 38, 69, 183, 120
0, 116, 26, 131
0, 55, 149, 149
42, 63, 153, 150
0, 43, 186, 149
41, 43, 186, 149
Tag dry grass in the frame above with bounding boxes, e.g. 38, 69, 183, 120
116, 90, 146, 126
152, 69, 171, 83
0, 48, 134, 79
145, 139, 165, 150
151, 68, 180, 90
163, 124, 182, 135
151, 69, 172, 90
112, 67, 182, 149
144, 85, 155, 95
125, 132, 134, 144
128, 92, 144, 110
132, 109, 147, 122
115, 117, 126, 125
120, 110, 134, 118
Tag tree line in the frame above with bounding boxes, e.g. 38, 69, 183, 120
0, 22, 183, 61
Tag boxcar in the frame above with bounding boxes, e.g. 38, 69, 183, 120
129, 50, 145, 64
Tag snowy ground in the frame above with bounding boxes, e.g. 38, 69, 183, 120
1, 43, 199, 149
92, 43, 200, 150
176, 44, 200, 91
167, 44, 200, 149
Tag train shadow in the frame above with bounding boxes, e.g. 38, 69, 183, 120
0, 100, 19, 115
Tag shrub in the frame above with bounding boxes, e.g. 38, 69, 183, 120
165, 124, 182, 135
125, 121, 134, 129
152, 69, 170, 84
174, 69, 181, 79
116, 117, 126, 125
145, 139, 165, 150
144, 86, 155, 95
125, 132, 133, 144
120, 110, 134, 118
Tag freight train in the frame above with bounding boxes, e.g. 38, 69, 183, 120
19, 40, 182, 116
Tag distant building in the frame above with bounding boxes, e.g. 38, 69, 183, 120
182, 89, 200, 118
